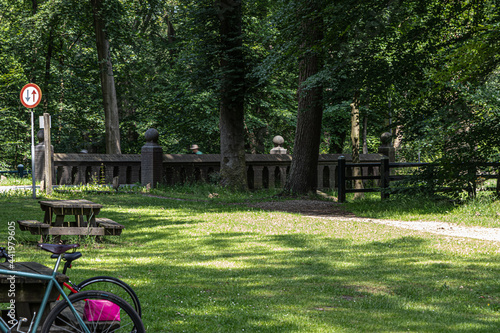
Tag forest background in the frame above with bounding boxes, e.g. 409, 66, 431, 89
0, 0, 499, 191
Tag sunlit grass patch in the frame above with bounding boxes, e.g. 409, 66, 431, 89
343, 192, 500, 228
1, 190, 500, 332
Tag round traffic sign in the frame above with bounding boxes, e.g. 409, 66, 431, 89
20, 83, 42, 108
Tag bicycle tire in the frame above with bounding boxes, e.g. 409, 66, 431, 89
76, 276, 142, 317
41, 290, 145, 333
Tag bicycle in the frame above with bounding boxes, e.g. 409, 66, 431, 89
0, 243, 144, 333
1, 245, 142, 318
51, 251, 142, 317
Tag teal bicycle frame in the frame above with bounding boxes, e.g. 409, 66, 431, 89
0, 254, 91, 333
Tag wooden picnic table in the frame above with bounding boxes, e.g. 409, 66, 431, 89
17, 200, 125, 239
0, 261, 68, 322
39, 199, 102, 228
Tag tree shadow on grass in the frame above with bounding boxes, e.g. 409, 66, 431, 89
79, 196, 500, 332
3, 195, 500, 332
129, 231, 500, 332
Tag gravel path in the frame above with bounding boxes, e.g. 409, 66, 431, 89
325, 217, 500, 242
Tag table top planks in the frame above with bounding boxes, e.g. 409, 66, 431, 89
39, 199, 103, 209
0, 262, 69, 303
0, 262, 68, 284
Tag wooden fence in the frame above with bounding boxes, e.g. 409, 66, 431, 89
337, 156, 500, 202
0, 165, 30, 178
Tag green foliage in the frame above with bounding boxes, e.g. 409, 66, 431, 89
151, 182, 282, 202
396, 72, 500, 195
0, 0, 499, 193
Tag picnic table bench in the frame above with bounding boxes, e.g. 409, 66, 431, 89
0, 262, 68, 322
17, 200, 124, 239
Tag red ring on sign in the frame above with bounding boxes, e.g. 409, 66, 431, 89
20, 83, 42, 109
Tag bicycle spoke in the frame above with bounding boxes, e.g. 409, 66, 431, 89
41, 291, 144, 333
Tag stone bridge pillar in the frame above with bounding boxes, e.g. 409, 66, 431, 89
378, 132, 395, 162
141, 128, 163, 187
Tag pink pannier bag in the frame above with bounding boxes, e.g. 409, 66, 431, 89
84, 300, 121, 322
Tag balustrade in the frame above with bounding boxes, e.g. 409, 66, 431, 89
35, 130, 391, 190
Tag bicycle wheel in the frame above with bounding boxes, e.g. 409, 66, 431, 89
41, 290, 145, 333
76, 276, 142, 317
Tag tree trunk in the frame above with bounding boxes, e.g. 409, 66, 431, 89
217, 0, 247, 190
351, 91, 364, 199
283, 2, 323, 194
91, 0, 121, 154
43, 28, 53, 112
362, 115, 368, 154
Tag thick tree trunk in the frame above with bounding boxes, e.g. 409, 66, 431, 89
217, 0, 247, 190
283, 2, 323, 194
91, 0, 121, 154
350, 91, 364, 199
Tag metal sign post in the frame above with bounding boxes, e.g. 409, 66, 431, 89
31, 112, 36, 199
20, 83, 42, 199
42, 113, 52, 195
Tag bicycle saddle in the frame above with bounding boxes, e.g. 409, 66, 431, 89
38, 243, 80, 254
51, 252, 82, 261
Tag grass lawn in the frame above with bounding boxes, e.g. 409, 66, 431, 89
1, 189, 499, 332
342, 192, 500, 228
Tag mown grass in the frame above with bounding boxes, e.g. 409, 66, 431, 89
0, 174, 33, 186
341, 192, 500, 228
1, 187, 499, 332
150, 183, 285, 203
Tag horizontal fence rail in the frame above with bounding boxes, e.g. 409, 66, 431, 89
0, 165, 30, 178
337, 156, 500, 202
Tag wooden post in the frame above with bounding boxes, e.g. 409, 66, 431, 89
428, 164, 436, 196
468, 164, 477, 197
380, 156, 390, 200
496, 166, 500, 198
337, 156, 346, 203
43, 113, 52, 195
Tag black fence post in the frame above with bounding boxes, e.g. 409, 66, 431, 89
17, 164, 24, 178
380, 156, 390, 200
428, 164, 436, 196
468, 163, 477, 197
497, 166, 500, 197
338, 156, 346, 203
